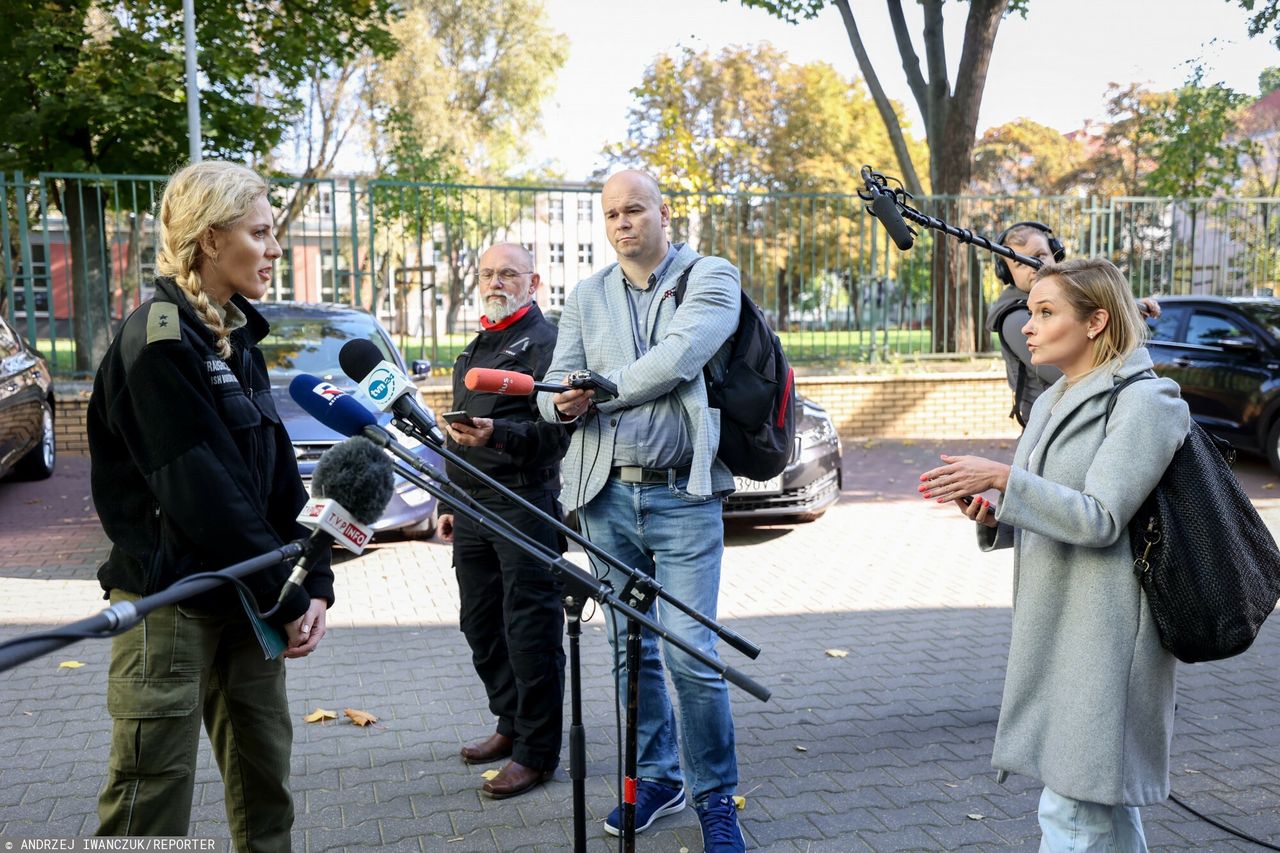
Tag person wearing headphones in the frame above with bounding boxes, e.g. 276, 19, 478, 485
987, 222, 1159, 426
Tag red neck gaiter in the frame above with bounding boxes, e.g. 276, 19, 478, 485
480, 303, 533, 331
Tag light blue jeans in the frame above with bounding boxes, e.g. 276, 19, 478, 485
1038, 787, 1148, 853
580, 474, 738, 805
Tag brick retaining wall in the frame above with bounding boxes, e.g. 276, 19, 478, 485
53, 373, 1020, 458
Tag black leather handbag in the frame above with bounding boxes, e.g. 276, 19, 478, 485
1109, 374, 1280, 663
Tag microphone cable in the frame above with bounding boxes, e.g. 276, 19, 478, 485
1166, 791, 1279, 849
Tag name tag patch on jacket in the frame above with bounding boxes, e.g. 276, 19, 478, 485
206, 359, 238, 387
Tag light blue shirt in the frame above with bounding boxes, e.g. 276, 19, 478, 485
613, 243, 694, 468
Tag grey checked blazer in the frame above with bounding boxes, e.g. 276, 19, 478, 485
537, 244, 740, 510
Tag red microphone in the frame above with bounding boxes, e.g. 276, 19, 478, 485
464, 368, 569, 396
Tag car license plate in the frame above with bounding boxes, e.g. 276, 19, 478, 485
733, 474, 782, 495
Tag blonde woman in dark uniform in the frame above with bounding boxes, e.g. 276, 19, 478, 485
88, 161, 330, 851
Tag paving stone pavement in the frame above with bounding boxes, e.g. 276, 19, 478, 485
1, 447, 1278, 852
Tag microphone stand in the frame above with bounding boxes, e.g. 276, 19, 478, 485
363, 431, 771, 853
0, 545, 303, 674
858, 165, 1046, 270
391, 415, 763, 662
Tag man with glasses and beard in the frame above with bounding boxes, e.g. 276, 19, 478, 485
435, 242, 571, 799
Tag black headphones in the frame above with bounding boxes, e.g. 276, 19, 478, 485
993, 221, 1066, 286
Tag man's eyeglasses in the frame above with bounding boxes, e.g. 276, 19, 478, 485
476, 268, 534, 285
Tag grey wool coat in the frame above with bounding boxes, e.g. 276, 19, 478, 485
979, 347, 1189, 806
536, 244, 740, 510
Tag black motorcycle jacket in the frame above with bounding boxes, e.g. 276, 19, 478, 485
442, 302, 569, 506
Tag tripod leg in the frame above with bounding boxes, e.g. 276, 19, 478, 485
563, 594, 587, 853
623, 615, 641, 852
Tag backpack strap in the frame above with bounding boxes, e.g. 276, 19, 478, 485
990, 297, 1030, 427
1105, 371, 1156, 426
673, 257, 702, 306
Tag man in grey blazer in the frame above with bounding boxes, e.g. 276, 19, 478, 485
537, 170, 746, 852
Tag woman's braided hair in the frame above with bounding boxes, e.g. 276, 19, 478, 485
156, 161, 269, 359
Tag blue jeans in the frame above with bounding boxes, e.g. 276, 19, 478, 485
580, 475, 738, 805
1038, 787, 1148, 853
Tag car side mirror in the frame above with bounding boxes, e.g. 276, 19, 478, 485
1213, 337, 1258, 353
410, 359, 432, 379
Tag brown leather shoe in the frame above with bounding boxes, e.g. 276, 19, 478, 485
459, 732, 513, 765
480, 760, 555, 800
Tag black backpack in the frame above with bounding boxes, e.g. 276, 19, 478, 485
676, 259, 797, 481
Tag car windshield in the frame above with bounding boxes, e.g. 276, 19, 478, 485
258, 313, 398, 384
1233, 302, 1280, 342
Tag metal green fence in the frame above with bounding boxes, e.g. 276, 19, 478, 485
5, 171, 1280, 376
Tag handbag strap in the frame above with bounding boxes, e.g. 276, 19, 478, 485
1104, 371, 1156, 426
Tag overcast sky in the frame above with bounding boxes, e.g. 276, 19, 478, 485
521, 0, 1280, 181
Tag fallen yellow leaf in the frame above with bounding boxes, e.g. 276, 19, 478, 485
345, 708, 378, 727
58, 661, 85, 669
1264, 482, 1276, 490
481, 769, 500, 780
825, 649, 849, 658
732, 795, 746, 810
303, 708, 337, 723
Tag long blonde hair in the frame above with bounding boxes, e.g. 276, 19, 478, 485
1032, 258, 1146, 371
156, 161, 269, 359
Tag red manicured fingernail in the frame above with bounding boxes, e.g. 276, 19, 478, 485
919, 474, 928, 482
923, 492, 932, 499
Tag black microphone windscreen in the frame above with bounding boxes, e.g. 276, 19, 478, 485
871, 193, 915, 251
339, 338, 386, 384
311, 436, 395, 525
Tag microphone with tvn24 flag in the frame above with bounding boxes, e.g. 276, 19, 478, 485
277, 427, 394, 605
464, 366, 618, 402
338, 339, 448, 444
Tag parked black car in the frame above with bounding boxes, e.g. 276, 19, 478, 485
0, 312, 55, 482
723, 394, 842, 521
256, 302, 442, 538
1146, 295, 1280, 472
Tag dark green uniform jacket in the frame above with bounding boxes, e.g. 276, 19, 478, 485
87, 277, 332, 626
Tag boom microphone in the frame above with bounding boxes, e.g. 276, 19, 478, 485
278, 435, 394, 604
339, 339, 447, 444
870, 192, 915, 251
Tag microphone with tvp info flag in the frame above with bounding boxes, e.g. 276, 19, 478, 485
279, 377, 395, 604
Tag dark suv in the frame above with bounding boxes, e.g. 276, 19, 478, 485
1146, 296, 1280, 472
0, 312, 55, 482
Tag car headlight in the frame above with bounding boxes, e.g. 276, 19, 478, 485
801, 418, 838, 446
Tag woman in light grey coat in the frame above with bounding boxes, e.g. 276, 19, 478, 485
920, 258, 1189, 852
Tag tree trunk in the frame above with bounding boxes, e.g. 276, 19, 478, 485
61, 180, 113, 373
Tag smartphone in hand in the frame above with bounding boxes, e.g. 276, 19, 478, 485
442, 410, 475, 428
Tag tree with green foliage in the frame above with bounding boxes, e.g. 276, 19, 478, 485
971, 118, 1090, 195
729, 0, 1028, 352
1235, 0, 1280, 48
603, 42, 926, 329
0, 0, 395, 371
604, 43, 920, 194
1260, 66, 1280, 97
1146, 71, 1248, 199
1085, 83, 1177, 198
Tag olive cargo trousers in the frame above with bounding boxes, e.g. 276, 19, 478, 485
96, 590, 294, 852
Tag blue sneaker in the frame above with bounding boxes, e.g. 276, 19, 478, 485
697, 794, 746, 852
603, 780, 686, 836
